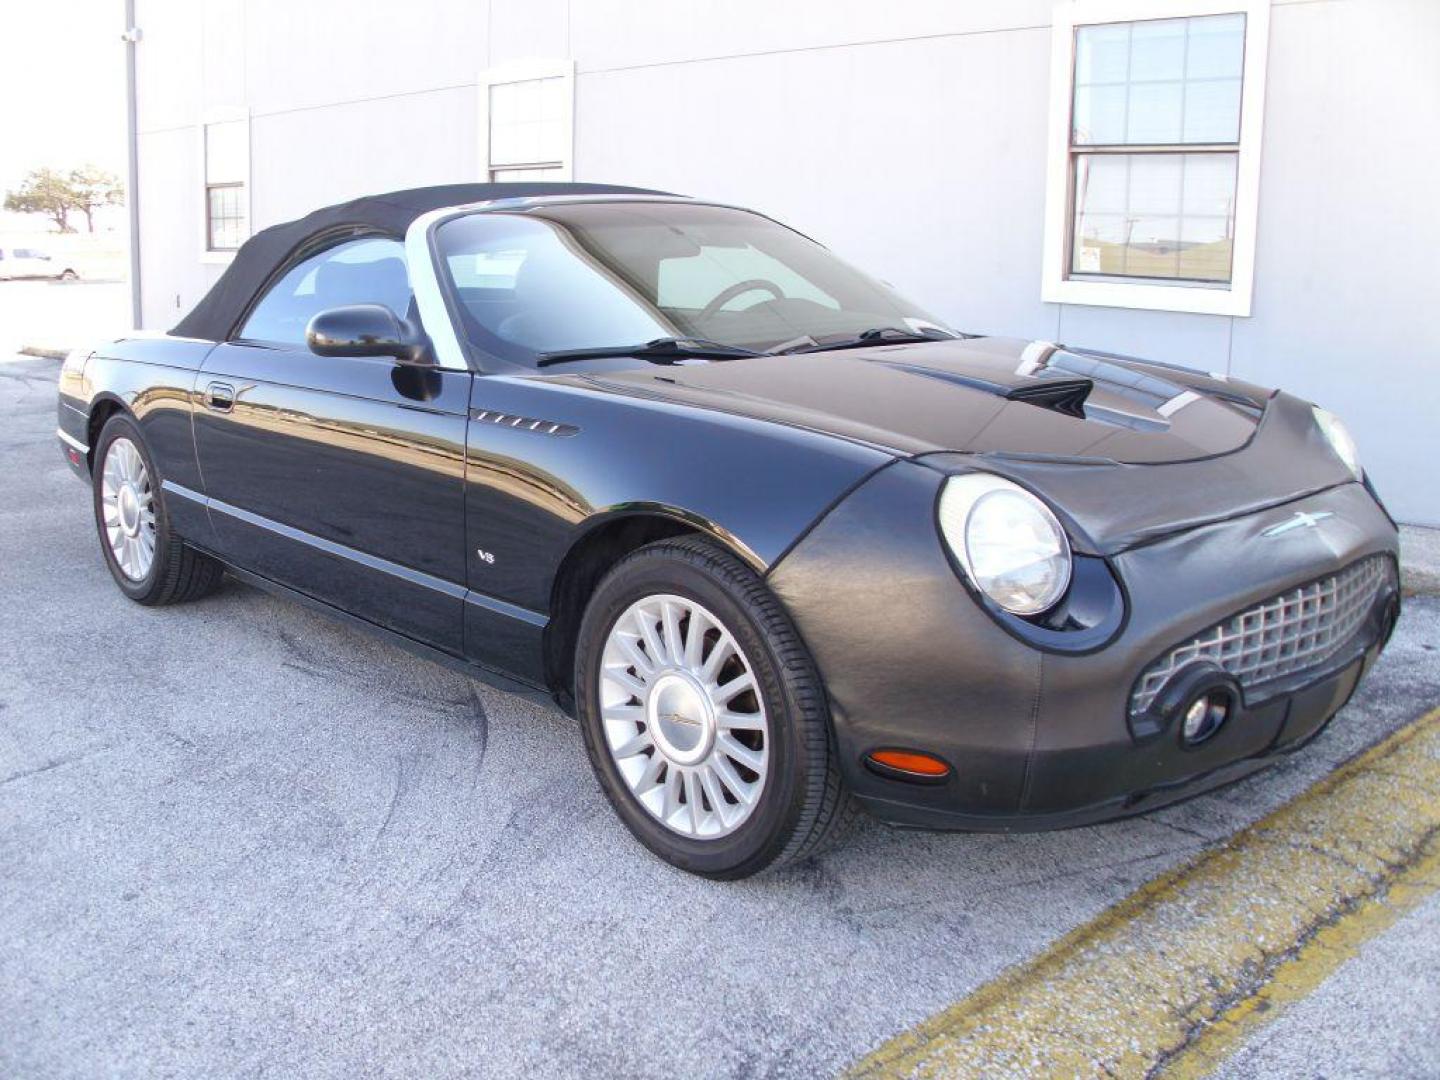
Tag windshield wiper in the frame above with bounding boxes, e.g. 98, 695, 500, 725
767, 326, 954, 355
536, 337, 762, 368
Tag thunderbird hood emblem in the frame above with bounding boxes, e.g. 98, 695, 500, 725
1262, 510, 1335, 537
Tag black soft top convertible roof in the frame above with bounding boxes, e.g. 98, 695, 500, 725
170, 181, 673, 342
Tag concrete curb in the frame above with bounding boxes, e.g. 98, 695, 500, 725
846, 706, 1440, 1078
1400, 525, 1440, 598
18, 346, 67, 360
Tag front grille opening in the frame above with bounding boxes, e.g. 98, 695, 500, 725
1129, 555, 1394, 717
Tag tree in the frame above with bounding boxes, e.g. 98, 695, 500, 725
68, 165, 124, 233
2, 165, 124, 233
4, 167, 75, 232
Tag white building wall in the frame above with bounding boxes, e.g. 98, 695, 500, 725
133, 0, 1440, 524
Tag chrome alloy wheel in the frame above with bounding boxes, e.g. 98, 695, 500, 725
599, 594, 770, 839
100, 437, 156, 581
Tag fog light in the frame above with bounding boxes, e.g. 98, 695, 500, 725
1181, 692, 1230, 745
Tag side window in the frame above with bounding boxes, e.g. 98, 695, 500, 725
238, 237, 412, 346
657, 245, 838, 311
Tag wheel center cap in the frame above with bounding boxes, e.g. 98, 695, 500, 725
647, 672, 714, 766
118, 484, 141, 536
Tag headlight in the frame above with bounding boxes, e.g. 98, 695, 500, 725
1313, 406, 1362, 480
938, 474, 1072, 616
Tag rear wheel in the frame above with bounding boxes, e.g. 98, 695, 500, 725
93, 414, 224, 605
59, 268, 79, 282
575, 536, 852, 878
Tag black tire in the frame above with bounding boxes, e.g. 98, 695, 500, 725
575, 536, 853, 878
92, 413, 224, 606
59, 269, 79, 282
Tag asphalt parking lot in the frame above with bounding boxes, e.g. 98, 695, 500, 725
2, 350, 1438, 1078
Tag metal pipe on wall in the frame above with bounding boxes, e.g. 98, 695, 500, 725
123, 1, 142, 329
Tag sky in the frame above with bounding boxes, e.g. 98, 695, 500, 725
0, 0, 128, 195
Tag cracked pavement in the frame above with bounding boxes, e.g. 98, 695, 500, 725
2, 350, 1438, 1078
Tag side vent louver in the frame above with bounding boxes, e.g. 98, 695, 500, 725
471, 410, 579, 437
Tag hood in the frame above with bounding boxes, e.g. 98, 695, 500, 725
580, 337, 1269, 464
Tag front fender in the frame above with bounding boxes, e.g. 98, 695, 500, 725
57, 348, 95, 473
460, 373, 894, 616
81, 341, 213, 497
767, 458, 1041, 815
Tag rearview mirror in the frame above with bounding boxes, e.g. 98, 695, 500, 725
306, 304, 432, 365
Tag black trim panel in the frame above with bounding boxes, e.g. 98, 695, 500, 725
161, 479, 548, 629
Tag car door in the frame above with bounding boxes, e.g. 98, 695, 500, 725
192, 235, 472, 653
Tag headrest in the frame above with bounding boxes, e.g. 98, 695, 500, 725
314, 256, 410, 313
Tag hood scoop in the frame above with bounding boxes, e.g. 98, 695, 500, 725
879, 360, 1093, 420
1004, 378, 1093, 419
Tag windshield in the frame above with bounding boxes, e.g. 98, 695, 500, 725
434, 201, 953, 367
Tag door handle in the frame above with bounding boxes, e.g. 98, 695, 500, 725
205, 381, 235, 412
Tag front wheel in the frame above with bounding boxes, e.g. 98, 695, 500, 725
575, 536, 852, 878
92, 414, 224, 605
59, 268, 79, 282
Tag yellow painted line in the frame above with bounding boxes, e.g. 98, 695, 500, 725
1162, 841, 1440, 1078
846, 707, 1440, 1079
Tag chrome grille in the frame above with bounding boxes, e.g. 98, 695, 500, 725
1129, 556, 1394, 717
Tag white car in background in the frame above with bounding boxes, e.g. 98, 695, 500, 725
0, 246, 78, 281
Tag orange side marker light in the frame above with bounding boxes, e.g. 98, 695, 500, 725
867, 749, 951, 778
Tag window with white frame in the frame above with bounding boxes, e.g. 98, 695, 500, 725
203, 113, 249, 253
1042, 1, 1268, 316
480, 62, 574, 182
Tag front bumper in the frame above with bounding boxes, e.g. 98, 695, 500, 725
766, 461, 1400, 832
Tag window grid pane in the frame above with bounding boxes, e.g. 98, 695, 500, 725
1070, 151, 1237, 283
489, 77, 566, 168
207, 184, 246, 252
1072, 13, 1245, 147
1067, 13, 1245, 288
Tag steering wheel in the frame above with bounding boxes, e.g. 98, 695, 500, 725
698, 278, 785, 321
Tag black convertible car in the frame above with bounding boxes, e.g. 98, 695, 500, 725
58, 183, 1399, 878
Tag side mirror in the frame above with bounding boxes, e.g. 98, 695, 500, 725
306, 304, 432, 365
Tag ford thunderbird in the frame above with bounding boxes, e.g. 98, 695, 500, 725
56, 183, 1400, 877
